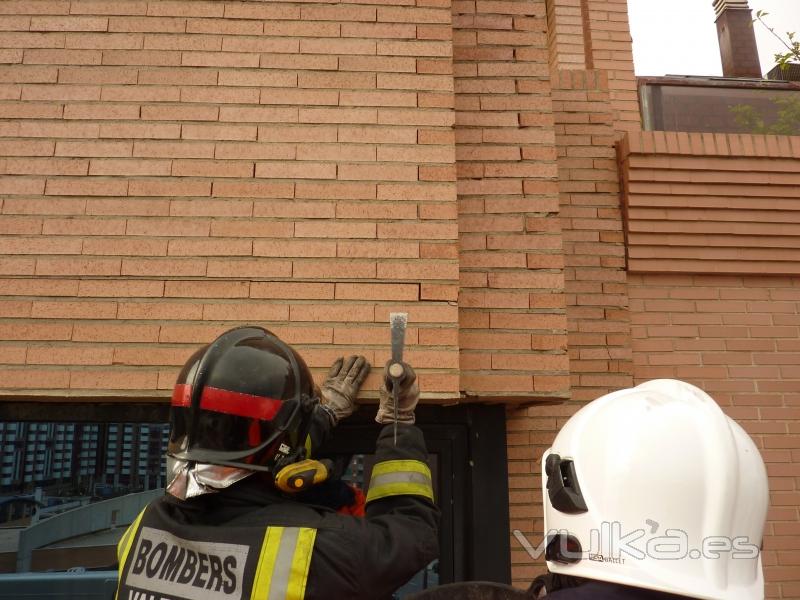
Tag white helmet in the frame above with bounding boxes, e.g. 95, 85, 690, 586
541, 379, 769, 600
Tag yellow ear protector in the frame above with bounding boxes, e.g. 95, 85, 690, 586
275, 458, 332, 493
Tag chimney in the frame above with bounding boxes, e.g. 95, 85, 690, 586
713, 0, 762, 78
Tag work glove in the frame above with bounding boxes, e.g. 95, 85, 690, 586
376, 360, 419, 425
320, 355, 370, 425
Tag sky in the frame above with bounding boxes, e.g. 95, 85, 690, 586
628, 0, 800, 77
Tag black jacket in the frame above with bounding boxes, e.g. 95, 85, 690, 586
118, 424, 439, 600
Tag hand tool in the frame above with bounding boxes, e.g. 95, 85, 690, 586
388, 312, 408, 445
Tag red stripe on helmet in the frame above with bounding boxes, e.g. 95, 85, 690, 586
172, 383, 192, 407
171, 383, 283, 421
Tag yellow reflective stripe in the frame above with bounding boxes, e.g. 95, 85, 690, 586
252, 527, 283, 599
367, 459, 434, 503
286, 528, 317, 600
371, 459, 431, 479
304, 435, 313, 459
114, 508, 146, 600
252, 526, 316, 600
367, 481, 435, 502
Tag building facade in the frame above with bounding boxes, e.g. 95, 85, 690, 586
0, 0, 798, 596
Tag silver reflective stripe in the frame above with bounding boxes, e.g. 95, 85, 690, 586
369, 470, 432, 489
268, 527, 300, 600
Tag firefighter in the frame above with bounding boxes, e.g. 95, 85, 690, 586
530, 379, 769, 600
115, 326, 438, 600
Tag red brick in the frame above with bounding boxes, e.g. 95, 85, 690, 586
121, 257, 206, 277
3, 368, 71, 389
44, 177, 128, 196
212, 180, 293, 199
257, 125, 337, 144
172, 160, 253, 178
220, 36, 297, 54
342, 22, 415, 38
253, 240, 336, 258
31, 300, 116, 319
206, 259, 291, 279
140, 104, 218, 121
146, 1, 222, 17
296, 144, 376, 162
134, 140, 213, 159
167, 238, 251, 257
256, 162, 336, 180
181, 86, 258, 104
209, 220, 292, 237
260, 89, 338, 106
293, 259, 377, 279
0, 140, 54, 156
378, 222, 457, 240
221, 105, 299, 124
337, 240, 419, 259
0, 1, 70, 15
335, 200, 416, 220
378, 6, 450, 23
70, 369, 159, 390
99, 122, 180, 139
77, 279, 163, 297
183, 123, 257, 141
300, 5, 376, 21
339, 163, 418, 182
338, 126, 416, 144
36, 257, 121, 276
89, 158, 170, 176
299, 71, 376, 90
138, 68, 217, 85
263, 21, 339, 37
119, 299, 203, 321
108, 16, 184, 32
250, 282, 334, 300
254, 200, 334, 219
295, 222, 376, 239
296, 182, 375, 200
290, 304, 375, 323
182, 50, 258, 68
55, 140, 131, 157
129, 179, 210, 197
203, 303, 289, 322
335, 283, 418, 301
341, 90, 416, 108
300, 38, 376, 55
4, 157, 87, 176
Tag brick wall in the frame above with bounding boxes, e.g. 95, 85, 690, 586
629, 273, 800, 599
0, 0, 461, 400
452, 0, 569, 402
619, 129, 800, 598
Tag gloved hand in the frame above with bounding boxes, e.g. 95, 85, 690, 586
320, 355, 370, 425
376, 360, 419, 425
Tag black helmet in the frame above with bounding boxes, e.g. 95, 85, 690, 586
168, 326, 318, 473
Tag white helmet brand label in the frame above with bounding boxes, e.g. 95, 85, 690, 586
125, 526, 249, 600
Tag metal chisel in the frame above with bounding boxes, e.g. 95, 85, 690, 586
388, 312, 408, 445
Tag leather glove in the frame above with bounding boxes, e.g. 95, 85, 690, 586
376, 360, 419, 425
320, 355, 370, 425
